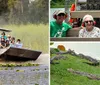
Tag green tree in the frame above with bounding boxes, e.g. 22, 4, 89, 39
51, 0, 75, 8
0, 0, 49, 24
29, 0, 49, 24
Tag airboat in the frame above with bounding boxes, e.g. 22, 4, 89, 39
0, 28, 42, 60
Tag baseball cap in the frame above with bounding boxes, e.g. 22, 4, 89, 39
56, 10, 66, 16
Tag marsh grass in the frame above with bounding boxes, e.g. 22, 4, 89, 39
2, 24, 49, 53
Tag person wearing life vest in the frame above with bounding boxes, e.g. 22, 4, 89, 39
69, 4, 82, 28
69, 4, 76, 25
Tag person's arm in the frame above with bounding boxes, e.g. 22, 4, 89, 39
0, 43, 6, 48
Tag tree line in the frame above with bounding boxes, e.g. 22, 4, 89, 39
0, 0, 48, 25
50, 0, 75, 8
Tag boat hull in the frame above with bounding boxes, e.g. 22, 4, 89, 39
3, 47, 42, 60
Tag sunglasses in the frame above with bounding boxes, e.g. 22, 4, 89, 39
85, 20, 93, 23
58, 13, 65, 16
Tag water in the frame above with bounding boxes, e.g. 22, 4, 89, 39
50, 42, 100, 60
0, 65, 49, 85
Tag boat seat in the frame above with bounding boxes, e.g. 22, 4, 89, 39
66, 27, 81, 37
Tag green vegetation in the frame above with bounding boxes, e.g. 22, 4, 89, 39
51, 53, 100, 85
0, 63, 41, 71
2, 24, 49, 53
51, 2, 65, 8
0, 0, 48, 24
0, 0, 49, 53
0, 63, 39, 67
35, 84, 39, 85
50, 48, 60, 54
50, 0, 75, 8
50, 0, 65, 8
50, 42, 54, 45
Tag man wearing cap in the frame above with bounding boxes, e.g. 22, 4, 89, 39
50, 10, 72, 37
79, 14, 100, 38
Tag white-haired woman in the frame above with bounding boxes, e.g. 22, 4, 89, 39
79, 14, 100, 38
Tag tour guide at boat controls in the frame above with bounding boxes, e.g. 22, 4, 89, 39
50, 10, 72, 37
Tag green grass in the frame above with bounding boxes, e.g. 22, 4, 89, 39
51, 54, 100, 85
1, 24, 49, 53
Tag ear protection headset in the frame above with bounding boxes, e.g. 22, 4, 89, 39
53, 11, 67, 19
53, 14, 57, 19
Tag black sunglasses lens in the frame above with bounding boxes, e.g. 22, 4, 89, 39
85, 20, 93, 23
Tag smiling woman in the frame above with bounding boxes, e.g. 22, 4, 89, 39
79, 14, 100, 38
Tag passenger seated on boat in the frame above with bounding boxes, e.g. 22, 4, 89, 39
0, 32, 7, 40
16, 39, 23, 48
50, 10, 72, 37
7, 35, 12, 43
79, 14, 100, 38
0, 37, 6, 48
5, 40, 10, 47
11, 37, 15, 42
10, 38, 16, 47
